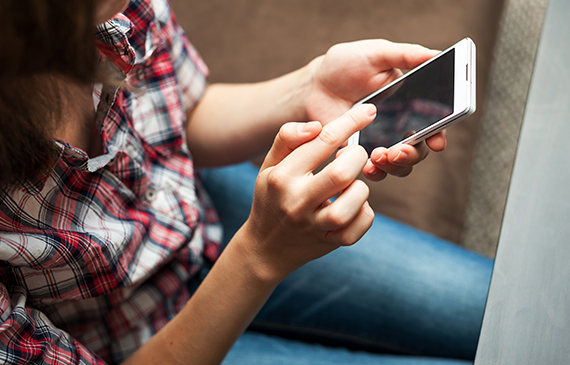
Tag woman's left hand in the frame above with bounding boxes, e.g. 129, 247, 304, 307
304, 39, 447, 181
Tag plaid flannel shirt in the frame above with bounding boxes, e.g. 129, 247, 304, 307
0, 0, 222, 363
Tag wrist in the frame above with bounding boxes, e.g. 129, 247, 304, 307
296, 56, 323, 121
227, 222, 291, 286
277, 56, 322, 123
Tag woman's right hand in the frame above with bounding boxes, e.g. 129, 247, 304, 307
235, 104, 377, 283
123, 104, 377, 365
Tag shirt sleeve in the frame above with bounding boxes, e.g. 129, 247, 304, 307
0, 283, 106, 365
156, 0, 209, 112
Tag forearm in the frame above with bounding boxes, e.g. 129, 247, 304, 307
122, 102, 376, 365
186, 63, 315, 167
120, 227, 280, 365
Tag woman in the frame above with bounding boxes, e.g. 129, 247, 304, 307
0, 0, 492, 363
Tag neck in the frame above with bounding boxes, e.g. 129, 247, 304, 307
50, 78, 102, 157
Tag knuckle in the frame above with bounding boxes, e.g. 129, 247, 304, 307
327, 206, 351, 228
282, 201, 305, 222
389, 67, 403, 82
362, 211, 375, 232
345, 107, 374, 132
338, 230, 359, 247
354, 145, 369, 164
266, 168, 288, 191
317, 126, 340, 147
277, 123, 290, 138
340, 210, 374, 246
327, 42, 347, 55
272, 130, 285, 148
345, 109, 362, 127
364, 204, 375, 222
277, 123, 294, 144
327, 164, 352, 187
354, 179, 370, 197
402, 47, 421, 69
265, 172, 305, 220
411, 43, 427, 53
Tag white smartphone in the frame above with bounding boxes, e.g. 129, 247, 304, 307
348, 37, 476, 154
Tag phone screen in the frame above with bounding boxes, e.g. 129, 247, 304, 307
359, 49, 455, 153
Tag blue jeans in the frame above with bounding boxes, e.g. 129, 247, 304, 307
200, 163, 492, 365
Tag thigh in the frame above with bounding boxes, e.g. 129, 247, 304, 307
224, 331, 472, 365
253, 215, 491, 360
201, 163, 492, 360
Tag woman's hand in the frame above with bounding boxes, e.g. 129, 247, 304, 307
303, 39, 446, 181
305, 39, 438, 123
362, 130, 448, 181
236, 104, 377, 282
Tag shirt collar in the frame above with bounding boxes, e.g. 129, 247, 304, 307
94, 13, 136, 74
21, 15, 135, 195
20, 141, 88, 195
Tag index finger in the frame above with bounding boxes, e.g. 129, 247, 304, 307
278, 104, 376, 176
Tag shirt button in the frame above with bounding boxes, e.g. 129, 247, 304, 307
125, 144, 137, 157
145, 188, 157, 202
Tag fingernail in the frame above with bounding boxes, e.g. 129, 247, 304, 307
375, 154, 388, 166
394, 151, 408, 163
361, 103, 376, 117
301, 121, 317, 133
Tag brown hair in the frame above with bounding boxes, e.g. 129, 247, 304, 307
0, 0, 97, 190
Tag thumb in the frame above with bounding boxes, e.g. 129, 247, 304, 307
261, 121, 322, 170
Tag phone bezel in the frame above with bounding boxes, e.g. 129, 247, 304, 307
348, 37, 476, 148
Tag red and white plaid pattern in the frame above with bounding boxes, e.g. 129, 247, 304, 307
0, 0, 221, 363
